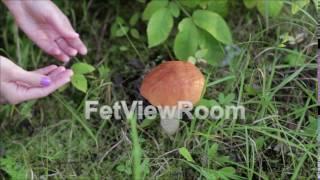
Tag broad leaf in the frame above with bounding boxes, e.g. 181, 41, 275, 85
207, 0, 229, 17
178, 0, 199, 8
71, 74, 88, 93
257, 0, 284, 17
72, 63, 95, 74
130, 28, 140, 39
147, 8, 173, 48
173, 18, 199, 60
169, 2, 180, 17
198, 30, 225, 66
129, 12, 140, 26
243, 0, 257, 9
142, 0, 168, 20
193, 10, 232, 44
284, 51, 305, 66
179, 147, 195, 162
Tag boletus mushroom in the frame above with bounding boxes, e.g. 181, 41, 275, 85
140, 61, 205, 135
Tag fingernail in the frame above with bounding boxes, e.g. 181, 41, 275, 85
80, 47, 88, 55
64, 56, 70, 62
70, 49, 78, 56
40, 77, 51, 87
71, 33, 79, 38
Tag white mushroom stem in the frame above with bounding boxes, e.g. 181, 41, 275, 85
160, 117, 180, 135
159, 107, 181, 135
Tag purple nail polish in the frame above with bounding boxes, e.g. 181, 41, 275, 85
40, 77, 51, 87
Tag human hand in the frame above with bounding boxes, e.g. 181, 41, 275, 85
3, 0, 87, 62
0, 56, 73, 104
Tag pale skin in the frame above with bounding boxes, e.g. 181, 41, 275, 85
0, 0, 87, 104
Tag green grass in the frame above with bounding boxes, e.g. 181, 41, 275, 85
0, 0, 317, 179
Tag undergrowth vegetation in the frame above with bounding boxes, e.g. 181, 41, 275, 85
0, 0, 317, 179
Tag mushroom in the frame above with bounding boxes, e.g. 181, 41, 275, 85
140, 61, 205, 135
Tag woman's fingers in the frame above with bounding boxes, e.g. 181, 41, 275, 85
17, 19, 62, 57
66, 37, 87, 55
53, 52, 70, 62
25, 69, 73, 100
2, 68, 73, 104
49, 13, 87, 56
48, 66, 66, 80
56, 38, 78, 56
12, 69, 52, 87
47, 11, 79, 39
14, 65, 57, 88
33, 65, 58, 75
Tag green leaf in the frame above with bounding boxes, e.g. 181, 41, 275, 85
173, 18, 199, 60
110, 17, 127, 38
129, 12, 140, 26
198, 98, 219, 108
198, 30, 225, 66
141, 159, 150, 177
71, 74, 88, 93
244, 84, 259, 95
98, 65, 110, 79
110, 23, 118, 38
71, 63, 95, 75
120, 46, 129, 51
0, 157, 27, 180
207, 143, 218, 160
304, 116, 317, 135
140, 118, 157, 128
178, 0, 199, 8
217, 167, 237, 179
284, 51, 305, 66
291, 0, 309, 14
71, 63, 95, 74
218, 93, 225, 104
207, 0, 229, 17
116, 164, 126, 172
255, 136, 265, 150
257, 0, 284, 17
169, 2, 180, 17
130, 28, 140, 39
147, 8, 173, 48
195, 49, 208, 59
225, 93, 235, 104
193, 10, 232, 44
179, 147, 195, 162
142, 0, 168, 21
243, 0, 257, 9
115, 26, 129, 37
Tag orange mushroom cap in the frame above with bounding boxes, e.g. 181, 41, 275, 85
140, 61, 205, 107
